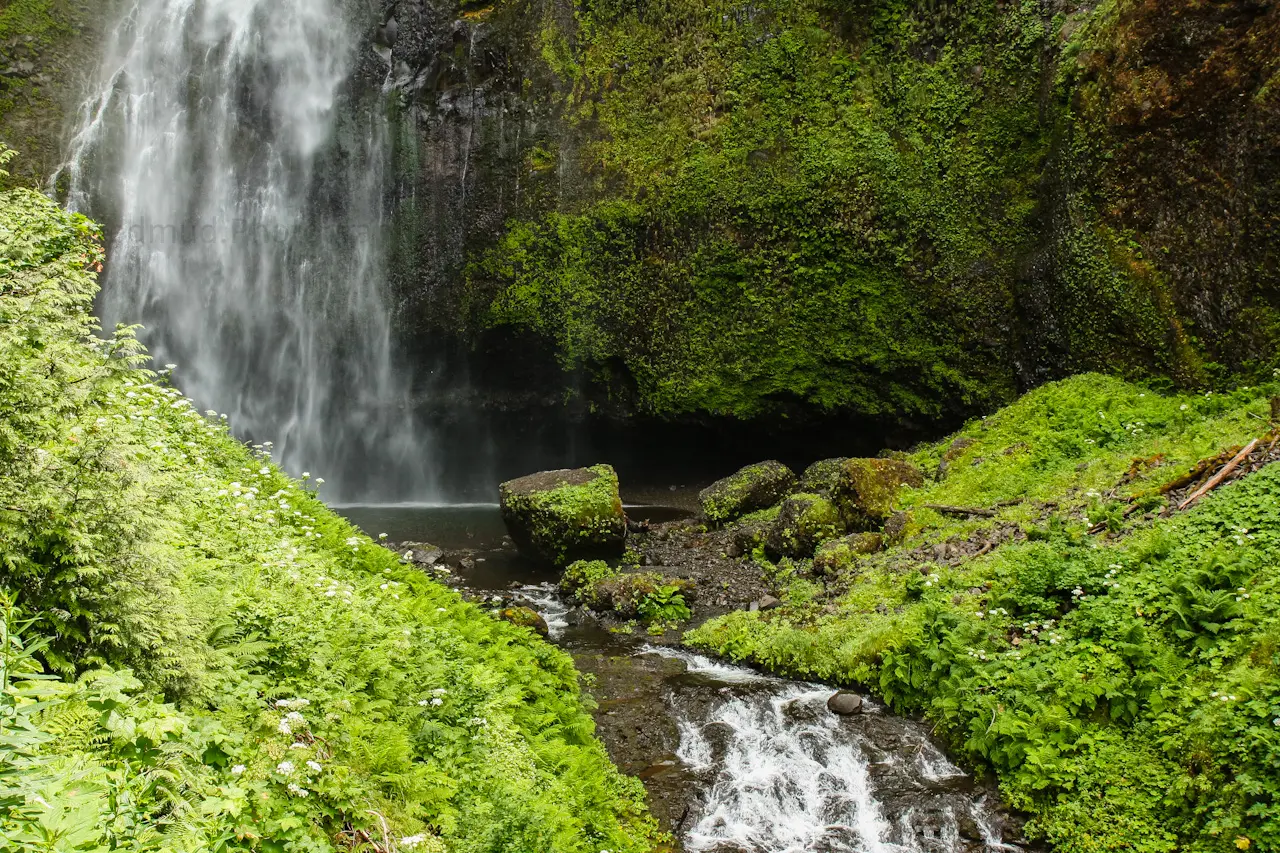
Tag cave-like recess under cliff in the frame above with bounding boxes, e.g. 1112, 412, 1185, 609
4, 0, 1278, 478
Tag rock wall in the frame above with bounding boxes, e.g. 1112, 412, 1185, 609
377, 0, 1280, 443
0, 0, 96, 189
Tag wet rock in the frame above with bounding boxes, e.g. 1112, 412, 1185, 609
813, 532, 884, 576
957, 812, 985, 842
699, 461, 797, 526
765, 493, 843, 559
499, 606, 549, 638
798, 457, 850, 496
499, 465, 626, 566
399, 541, 445, 565
832, 458, 925, 529
827, 691, 865, 715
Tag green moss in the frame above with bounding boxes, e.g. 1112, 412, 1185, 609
766, 493, 842, 559
831, 458, 924, 530
500, 465, 626, 566
812, 532, 884, 577
699, 460, 797, 526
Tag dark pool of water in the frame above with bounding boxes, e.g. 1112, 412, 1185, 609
336, 503, 694, 551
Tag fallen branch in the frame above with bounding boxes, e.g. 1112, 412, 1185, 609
1, 506, 26, 514
1178, 439, 1260, 511
924, 504, 998, 518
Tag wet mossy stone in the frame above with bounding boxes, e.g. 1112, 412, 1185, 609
765, 493, 843, 559
831, 458, 924, 530
499, 465, 626, 567
813, 532, 884, 577
699, 461, 797, 526
798, 458, 850, 496
499, 606, 549, 638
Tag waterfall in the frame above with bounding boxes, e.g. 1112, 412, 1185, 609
61, 0, 433, 502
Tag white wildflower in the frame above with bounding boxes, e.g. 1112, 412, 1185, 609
276, 761, 295, 775
231, 764, 246, 776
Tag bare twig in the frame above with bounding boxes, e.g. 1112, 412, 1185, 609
1178, 439, 1260, 511
925, 504, 998, 518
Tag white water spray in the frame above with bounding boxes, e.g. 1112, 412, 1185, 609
62, 0, 432, 501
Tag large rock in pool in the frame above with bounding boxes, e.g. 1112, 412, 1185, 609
765, 493, 843, 559
699, 461, 797, 526
831, 458, 924, 530
499, 465, 626, 566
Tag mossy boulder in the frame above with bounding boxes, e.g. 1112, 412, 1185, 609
560, 560, 695, 620
499, 465, 626, 566
725, 505, 783, 558
498, 606, 549, 638
831, 458, 924, 530
798, 458, 850, 496
765, 493, 843, 559
699, 461, 797, 526
813, 533, 884, 577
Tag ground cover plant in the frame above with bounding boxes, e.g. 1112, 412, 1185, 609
0, 153, 660, 853
687, 374, 1280, 852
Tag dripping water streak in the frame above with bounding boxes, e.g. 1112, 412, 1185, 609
61, 0, 433, 501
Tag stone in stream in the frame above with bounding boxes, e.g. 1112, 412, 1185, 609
827, 691, 865, 715
499, 465, 626, 567
765, 493, 843, 559
498, 606, 550, 638
400, 542, 444, 566
831, 458, 924, 530
699, 461, 797, 526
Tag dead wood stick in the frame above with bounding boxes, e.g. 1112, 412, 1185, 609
925, 504, 998, 518
1178, 439, 1260, 511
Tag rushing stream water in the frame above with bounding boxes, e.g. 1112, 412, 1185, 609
342, 505, 1029, 853
61, 0, 430, 502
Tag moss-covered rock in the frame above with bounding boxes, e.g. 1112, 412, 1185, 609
560, 560, 695, 621
765, 493, 843, 559
499, 465, 626, 566
798, 458, 850, 496
499, 606, 549, 638
831, 458, 924, 531
812, 533, 884, 577
699, 461, 797, 526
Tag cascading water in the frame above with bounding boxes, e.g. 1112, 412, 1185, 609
61, 0, 432, 501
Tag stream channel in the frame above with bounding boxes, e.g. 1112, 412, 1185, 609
339, 504, 1032, 853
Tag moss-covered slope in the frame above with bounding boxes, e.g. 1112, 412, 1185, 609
686, 373, 1280, 852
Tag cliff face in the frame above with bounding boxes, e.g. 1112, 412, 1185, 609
0, 0, 96, 189
375, 0, 1280, 440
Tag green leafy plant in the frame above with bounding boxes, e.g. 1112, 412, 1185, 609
637, 585, 691, 623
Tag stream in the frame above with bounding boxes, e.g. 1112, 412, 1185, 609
340, 505, 1030, 853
